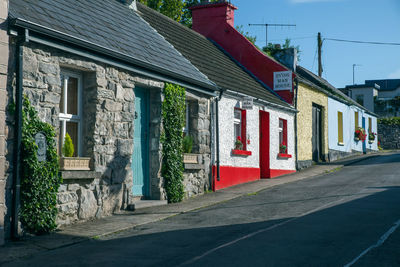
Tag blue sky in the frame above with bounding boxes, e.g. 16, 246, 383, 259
231, 0, 400, 88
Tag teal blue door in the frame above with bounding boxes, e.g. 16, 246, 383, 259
132, 87, 150, 197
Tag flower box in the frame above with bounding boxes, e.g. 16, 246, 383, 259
278, 153, 292, 158
60, 157, 91, 171
232, 149, 252, 156
183, 153, 198, 164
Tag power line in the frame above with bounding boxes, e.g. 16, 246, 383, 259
324, 38, 400, 46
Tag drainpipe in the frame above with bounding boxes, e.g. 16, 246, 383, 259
294, 77, 299, 170
11, 28, 28, 239
215, 90, 223, 182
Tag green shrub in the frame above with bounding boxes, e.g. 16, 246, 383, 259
161, 83, 185, 203
378, 117, 400, 125
183, 135, 193, 153
62, 133, 74, 157
20, 95, 62, 234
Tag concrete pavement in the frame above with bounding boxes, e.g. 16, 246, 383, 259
0, 152, 384, 264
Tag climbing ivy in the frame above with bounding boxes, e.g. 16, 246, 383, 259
161, 83, 186, 203
20, 96, 62, 234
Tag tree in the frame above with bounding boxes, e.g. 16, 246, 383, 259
138, 0, 185, 23
235, 25, 257, 46
262, 38, 301, 61
138, 0, 220, 26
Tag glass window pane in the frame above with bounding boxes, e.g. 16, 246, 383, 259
67, 77, 78, 115
60, 76, 65, 113
234, 122, 241, 140
234, 109, 241, 120
66, 121, 78, 157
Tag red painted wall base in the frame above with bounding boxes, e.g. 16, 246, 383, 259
212, 165, 260, 191
268, 169, 296, 178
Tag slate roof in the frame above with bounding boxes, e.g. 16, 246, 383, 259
9, 0, 214, 88
136, 3, 293, 109
296, 66, 376, 115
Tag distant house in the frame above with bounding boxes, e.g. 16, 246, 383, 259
3, 0, 217, 241
137, 3, 297, 191
342, 79, 400, 117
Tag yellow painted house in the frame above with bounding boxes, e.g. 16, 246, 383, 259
295, 75, 329, 169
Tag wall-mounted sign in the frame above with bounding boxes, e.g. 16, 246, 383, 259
35, 132, 47, 162
274, 71, 292, 91
242, 96, 253, 110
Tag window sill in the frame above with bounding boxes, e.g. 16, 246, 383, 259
337, 142, 345, 146
232, 149, 252, 156
278, 153, 292, 158
61, 170, 101, 181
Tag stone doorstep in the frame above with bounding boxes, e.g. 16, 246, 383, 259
127, 200, 168, 211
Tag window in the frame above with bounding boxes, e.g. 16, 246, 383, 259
234, 108, 246, 150
338, 111, 343, 144
356, 95, 364, 106
183, 101, 189, 136
279, 118, 287, 151
59, 71, 82, 157
354, 111, 359, 131
368, 117, 372, 133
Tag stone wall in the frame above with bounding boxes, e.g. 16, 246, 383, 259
183, 97, 212, 198
0, 0, 8, 246
4, 41, 213, 235
6, 42, 166, 229
378, 123, 400, 149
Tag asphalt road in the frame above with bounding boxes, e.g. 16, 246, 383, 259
6, 153, 400, 266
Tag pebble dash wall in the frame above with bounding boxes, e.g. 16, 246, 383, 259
213, 94, 295, 190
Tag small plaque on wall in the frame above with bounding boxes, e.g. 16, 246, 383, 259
35, 132, 47, 162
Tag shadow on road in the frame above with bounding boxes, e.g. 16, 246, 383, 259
5, 186, 400, 266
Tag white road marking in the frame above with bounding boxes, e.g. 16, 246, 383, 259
344, 218, 400, 267
179, 196, 358, 266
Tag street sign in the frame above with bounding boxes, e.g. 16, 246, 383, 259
242, 96, 253, 110
274, 71, 292, 91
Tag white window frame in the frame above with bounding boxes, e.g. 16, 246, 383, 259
59, 70, 83, 157
234, 108, 242, 141
183, 101, 189, 135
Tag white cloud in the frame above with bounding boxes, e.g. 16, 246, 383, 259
388, 68, 400, 79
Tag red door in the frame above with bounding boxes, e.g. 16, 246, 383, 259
259, 110, 270, 178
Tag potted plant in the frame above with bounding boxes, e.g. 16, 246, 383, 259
354, 127, 367, 142
59, 133, 90, 170
279, 143, 287, 154
368, 132, 376, 144
235, 136, 243, 150
183, 135, 198, 164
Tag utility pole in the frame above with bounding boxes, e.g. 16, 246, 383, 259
318, 32, 323, 77
248, 23, 296, 48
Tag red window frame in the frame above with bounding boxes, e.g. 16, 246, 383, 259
234, 108, 247, 150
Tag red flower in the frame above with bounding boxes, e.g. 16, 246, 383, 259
237, 136, 241, 141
